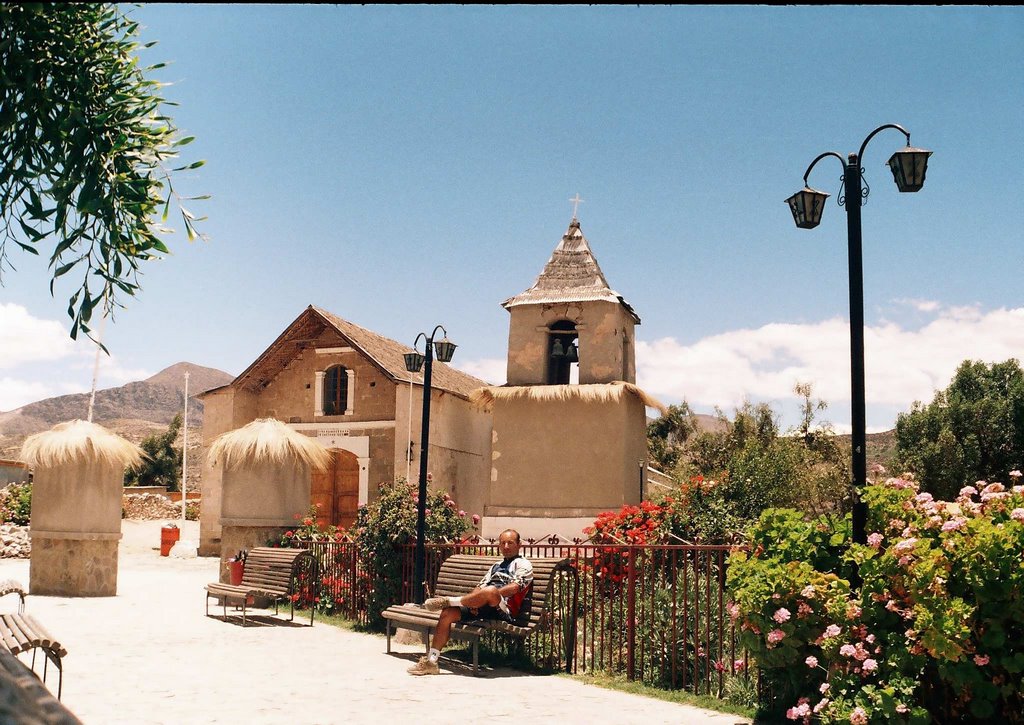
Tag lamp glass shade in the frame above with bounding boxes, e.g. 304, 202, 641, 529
785, 187, 829, 229
565, 342, 579, 363
886, 146, 932, 192
433, 338, 457, 363
404, 351, 425, 373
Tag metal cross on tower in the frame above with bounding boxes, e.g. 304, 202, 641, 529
569, 193, 584, 220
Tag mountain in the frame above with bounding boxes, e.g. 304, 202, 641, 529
0, 362, 234, 459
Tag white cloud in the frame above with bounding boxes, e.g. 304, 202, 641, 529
0, 303, 76, 369
637, 304, 1024, 428
0, 303, 153, 411
453, 358, 506, 386
0, 377, 56, 412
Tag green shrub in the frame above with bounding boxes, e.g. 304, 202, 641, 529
728, 472, 1024, 723
0, 482, 32, 526
352, 478, 477, 629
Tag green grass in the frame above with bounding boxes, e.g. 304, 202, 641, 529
571, 670, 758, 721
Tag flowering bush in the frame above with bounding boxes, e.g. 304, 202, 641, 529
352, 478, 477, 629
0, 482, 31, 526
274, 504, 350, 546
728, 472, 1024, 723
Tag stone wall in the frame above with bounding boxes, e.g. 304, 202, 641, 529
29, 536, 119, 596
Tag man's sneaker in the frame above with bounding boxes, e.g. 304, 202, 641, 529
407, 656, 440, 676
422, 596, 451, 612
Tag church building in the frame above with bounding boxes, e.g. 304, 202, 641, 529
197, 215, 659, 553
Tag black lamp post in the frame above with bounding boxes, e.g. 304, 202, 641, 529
404, 325, 457, 603
786, 124, 931, 545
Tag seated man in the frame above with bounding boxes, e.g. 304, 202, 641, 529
407, 528, 533, 676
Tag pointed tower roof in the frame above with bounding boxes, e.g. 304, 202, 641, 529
502, 219, 640, 323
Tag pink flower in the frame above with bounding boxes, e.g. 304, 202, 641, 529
896, 704, 909, 714
942, 517, 967, 532
974, 654, 990, 666
823, 624, 841, 639
867, 532, 883, 548
733, 659, 746, 672
1011, 508, 1024, 523
1010, 470, 1022, 478
805, 656, 818, 668
840, 644, 856, 658
982, 482, 1005, 494
458, 510, 466, 517
959, 485, 978, 498
767, 629, 786, 646
801, 585, 816, 598
846, 603, 862, 620
893, 537, 918, 555
813, 698, 830, 714
773, 608, 792, 623
819, 682, 830, 693
786, 699, 811, 721
798, 601, 813, 618
850, 706, 869, 725
471, 514, 480, 524
862, 658, 878, 673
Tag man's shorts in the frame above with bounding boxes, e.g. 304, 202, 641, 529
459, 604, 513, 624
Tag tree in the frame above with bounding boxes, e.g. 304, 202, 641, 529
124, 414, 183, 491
894, 359, 1024, 500
646, 402, 698, 471
0, 4, 206, 340
645, 384, 851, 534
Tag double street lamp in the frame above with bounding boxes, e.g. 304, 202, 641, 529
404, 325, 457, 603
785, 124, 932, 545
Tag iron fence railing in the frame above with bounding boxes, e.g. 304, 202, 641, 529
292, 538, 748, 696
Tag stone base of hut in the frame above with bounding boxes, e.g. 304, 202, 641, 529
219, 525, 287, 583
29, 534, 119, 596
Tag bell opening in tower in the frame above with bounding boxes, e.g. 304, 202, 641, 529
546, 320, 579, 385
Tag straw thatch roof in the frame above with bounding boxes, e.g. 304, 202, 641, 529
502, 219, 640, 323
207, 418, 332, 472
20, 420, 144, 469
469, 382, 666, 414
215, 306, 489, 399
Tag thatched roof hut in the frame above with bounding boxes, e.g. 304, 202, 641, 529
207, 418, 331, 472
20, 420, 144, 470
469, 382, 667, 415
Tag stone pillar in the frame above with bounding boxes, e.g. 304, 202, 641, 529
219, 459, 311, 582
29, 457, 125, 596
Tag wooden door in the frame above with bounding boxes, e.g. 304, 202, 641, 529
310, 449, 360, 531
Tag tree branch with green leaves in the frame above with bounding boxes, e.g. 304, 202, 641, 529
0, 3, 207, 341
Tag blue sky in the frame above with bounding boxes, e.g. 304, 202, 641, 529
2, 5, 1023, 432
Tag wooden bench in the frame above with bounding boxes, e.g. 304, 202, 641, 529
205, 547, 318, 626
0, 581, 68, 700
0, 648, 80, 724
381, 554, 578, 675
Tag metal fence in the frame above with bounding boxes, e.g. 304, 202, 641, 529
297, 538, 747, 696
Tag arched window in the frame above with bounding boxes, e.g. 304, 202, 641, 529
323, 365, 349, 415
546, 320, 578, 385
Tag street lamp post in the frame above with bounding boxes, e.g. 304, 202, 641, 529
403, 325, 457, 603
786, 124, 931, 545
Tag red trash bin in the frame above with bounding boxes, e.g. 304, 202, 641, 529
160, 526, 180, 556
228, 559, 244, 585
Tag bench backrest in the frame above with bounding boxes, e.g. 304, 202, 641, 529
241, 547, 312, 594
433, 554, 570, 628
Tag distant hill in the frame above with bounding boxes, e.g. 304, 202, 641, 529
0, 362, 233, 460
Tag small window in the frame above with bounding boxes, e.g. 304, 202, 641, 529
323, 365, 348, 415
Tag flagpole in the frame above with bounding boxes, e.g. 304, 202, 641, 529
181, 370, 189, 524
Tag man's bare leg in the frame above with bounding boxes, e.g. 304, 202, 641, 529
430, 586, 501, 652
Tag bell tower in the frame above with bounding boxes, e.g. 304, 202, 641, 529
502, 218, 640, 386
480, 214, 656, 541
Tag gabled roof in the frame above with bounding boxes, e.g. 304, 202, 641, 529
228, 306, 489, 399
501, 219, 640, 323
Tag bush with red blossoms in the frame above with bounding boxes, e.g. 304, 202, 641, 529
728, 472, 1024, 723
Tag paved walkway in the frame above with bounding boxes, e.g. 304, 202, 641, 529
0, 521, 750, 724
